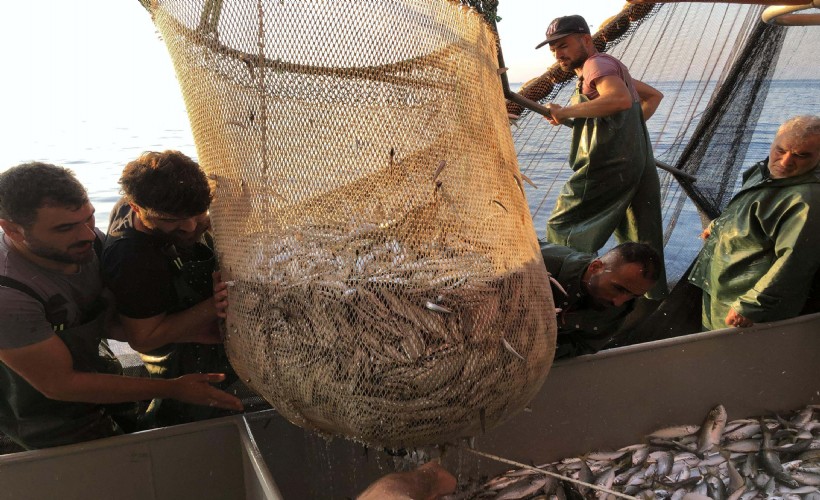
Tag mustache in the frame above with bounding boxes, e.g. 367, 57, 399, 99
69, 240, 95, 250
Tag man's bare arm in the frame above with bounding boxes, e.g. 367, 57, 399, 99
0, 335, 242, 410
547, 75, 633, 125
119, 296, 221, 353
633, 79, 663, 120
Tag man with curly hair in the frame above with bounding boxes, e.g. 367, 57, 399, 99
103, 150, 239, 426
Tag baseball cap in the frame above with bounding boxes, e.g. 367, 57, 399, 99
535, 15, 591, 49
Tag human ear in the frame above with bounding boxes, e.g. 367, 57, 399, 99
588, 259, 605, 274
0, 219, 25, 243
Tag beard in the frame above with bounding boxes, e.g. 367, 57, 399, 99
559, 48, 589, 72
25, 236, 95, 264
148, 221, 209, 249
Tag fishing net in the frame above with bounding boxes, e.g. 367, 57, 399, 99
507, 3, 820, 341
510, 2, 819, 284
146, 0, 555, 448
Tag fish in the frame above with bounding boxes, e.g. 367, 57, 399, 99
697, 405, 728, 455
726, 485, 747, 500
724, 452, 745, 491
649, 450, 674, 478
495, 476, 547, 500
724, 423, 760, 441
500, 338, 525, 361
722, 439, 760, 453
465, 405, 819, 499
586, 450, 629, 461
791, 471, 820, 486
759, 419, 800, 488
648, 425, 701, 440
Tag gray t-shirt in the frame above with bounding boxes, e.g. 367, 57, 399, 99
0, 234, 104, 349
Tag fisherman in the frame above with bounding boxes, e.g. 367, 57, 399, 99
542, 241, 661, 359
102, 150, 239, 426
689, 115, 820, 331
0, 163, 242, 450
538, 14, 668, 300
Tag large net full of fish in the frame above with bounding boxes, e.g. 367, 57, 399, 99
146, 0, 555, 448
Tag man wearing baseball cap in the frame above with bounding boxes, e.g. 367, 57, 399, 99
537, 15, 668, 301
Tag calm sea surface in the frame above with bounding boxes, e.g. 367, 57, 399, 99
1, 80, 817, 278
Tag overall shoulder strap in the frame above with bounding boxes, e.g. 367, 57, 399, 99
0, 275, 47, 307
0, 276, 65, 331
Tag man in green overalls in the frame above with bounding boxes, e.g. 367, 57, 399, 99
541, 241, 660, 359
538, 15, 668, 301
0, 163, 242, 450
103, 150, 241, 426
689, 115, 820, 331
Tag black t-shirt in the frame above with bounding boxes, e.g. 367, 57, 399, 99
102, 199, 179, 319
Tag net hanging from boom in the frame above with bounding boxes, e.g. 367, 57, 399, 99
146, 0, 555, 448
508, 2, 820, 289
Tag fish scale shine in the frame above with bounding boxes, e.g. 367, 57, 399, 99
460, 405, 819, 499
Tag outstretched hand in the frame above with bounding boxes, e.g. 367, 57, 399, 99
173, 373, 243, 411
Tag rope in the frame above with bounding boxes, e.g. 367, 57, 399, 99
460, 446, 639, 500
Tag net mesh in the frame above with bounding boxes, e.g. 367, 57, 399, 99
508, 2, 820, 287
149, 0, 555, 448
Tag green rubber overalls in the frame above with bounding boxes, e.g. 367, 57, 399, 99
141, 237, 237, 426
546, 92, 668, 300
689, 160, 820, 331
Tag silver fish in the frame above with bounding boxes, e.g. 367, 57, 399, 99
726, 485, 747, 500
724, 423, 760, 441
495, 476, 547, 500
500, 338, 525, 361
759, 419, 800, 488
424, 301, 452, 314
697, 405, 728, 455
792, 471, 820, 486
722, 439, 760, 453
648, 425, 701, 440
587, 450, 629, 461
725, 452, 745, 490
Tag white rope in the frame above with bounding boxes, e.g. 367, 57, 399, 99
460, 446, 639, 500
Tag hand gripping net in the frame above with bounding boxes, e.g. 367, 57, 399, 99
148, 0, 556, 448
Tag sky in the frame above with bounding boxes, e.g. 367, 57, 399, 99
0, 0, 617, 168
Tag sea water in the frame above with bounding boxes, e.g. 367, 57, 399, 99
0, 80, 817, 278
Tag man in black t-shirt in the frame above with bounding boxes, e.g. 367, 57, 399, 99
103, 150, 239, 426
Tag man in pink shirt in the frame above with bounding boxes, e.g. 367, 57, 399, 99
537, 15, 668, 300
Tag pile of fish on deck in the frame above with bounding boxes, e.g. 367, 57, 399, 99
457, 405, 820, 499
